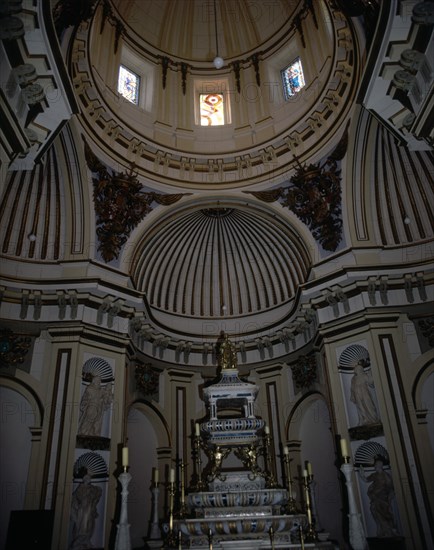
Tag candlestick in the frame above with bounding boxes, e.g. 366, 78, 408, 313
283, 453, 297, 513
269, 525, 275, 550
150, 484, 161, 540
340, 462, 367, 550
302, 472, 317, 542
122, 446, 129, 469
114, 470, 132, 550
192, 433, 206, 491
169, 481, 174, 532
165, 479, 177, 548
179, 460, 188, 517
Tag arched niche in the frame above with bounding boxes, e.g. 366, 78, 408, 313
411, 353, 434, 455
0, 383, 40, 550
126, 401, 171, 548
286, 392, 342, 543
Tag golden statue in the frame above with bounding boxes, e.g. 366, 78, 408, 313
219, 334, 237, 369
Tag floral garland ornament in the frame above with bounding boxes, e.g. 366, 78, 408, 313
290, 354, 317, 389
135, 363, 159, 396
247, 123, 348, 251
0, 329, 31, 368
83, 138, 185, 262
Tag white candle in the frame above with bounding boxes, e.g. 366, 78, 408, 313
264, 425, 270, 435
122, 446, 129, 468
153, 468, 159, 484
195, 422, 200, 436
169, 468, 175, 483
307, 461, 313, 476
303, 468, 308, 478
283, 446, 289, 455
340, 438, 349, 457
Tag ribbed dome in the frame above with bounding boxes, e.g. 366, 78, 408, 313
113, 0, 298, 63
133, 207, 310, 318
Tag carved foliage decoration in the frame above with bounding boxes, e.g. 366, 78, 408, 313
418, 317, 434, 347
249, 126, 348, 251
0, 329, 31, 368
84, 139, 185, 262
290, 354, 317, 389
52, 0, 98, 37
135, 363, 159, 396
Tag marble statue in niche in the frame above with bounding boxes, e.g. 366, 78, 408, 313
359, 458, 398, 537
350, 359, 380, 425
78, 375, 113, 436
69, 473, 102, 549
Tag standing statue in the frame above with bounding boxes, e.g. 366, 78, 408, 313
69, 473, 102, 549
350, 360, 379, 425
359, 458, 398, 537
78, 375, 113, 436
219, 334, 237, 369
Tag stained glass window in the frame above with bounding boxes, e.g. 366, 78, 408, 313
200, 93, 225, 126
118, 65, 140, 104
281, 58, 305, 100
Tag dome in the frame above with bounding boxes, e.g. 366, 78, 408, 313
132, 205, 311, 322
112, 0, 300, 64
81, 0, 351, 188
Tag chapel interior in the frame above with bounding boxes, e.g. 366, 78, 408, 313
0, 0, 433, 549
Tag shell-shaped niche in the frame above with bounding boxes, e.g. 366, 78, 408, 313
73, 451, 109, 479
339, 344, 370, 370
82, 357, 114, 382
354, 441, 389, 467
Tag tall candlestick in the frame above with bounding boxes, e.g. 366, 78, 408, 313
150, 484, 161, 540
284, 453, 297, 513
341, 462, 367, 550
122, 446, 129, 468
114, 469, 132, 550
180, 461, 185, 503
303, 472, 317, 542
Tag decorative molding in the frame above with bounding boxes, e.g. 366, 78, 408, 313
349, 424, 384, 442
76, 435, 111, 451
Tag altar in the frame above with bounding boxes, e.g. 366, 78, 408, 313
149, 335, 336, 549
